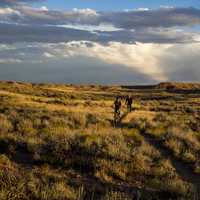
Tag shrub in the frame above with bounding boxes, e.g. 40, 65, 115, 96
17, 118, 36, 136
103, 191, 132, 200
125, 128, 143, 145
164, 138, 183, 156
182, 150, 196, 163
0, 154, 13, 170
0, 114, 13, 134
145, 122, 166, 139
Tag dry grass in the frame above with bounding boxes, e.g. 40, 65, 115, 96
0, 81, 199, 199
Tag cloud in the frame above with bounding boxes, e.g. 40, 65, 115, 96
0, 57, 155, 84
0, 41, 200, 83
0, 5, 199, 84
43, 52, 54, 58
0, 23, 96, 43
0, 7, 20, 15
0, 44, 16, 50
72, 8, 99, 16
0, 22, 199, 44
1, 6, 200, 28
2, 6, 200, 28
0, 58, 22, 63
100, 7, 200, 29
0, 6, 199, 44
0, 0, 42, 6
40, 41, 168, 81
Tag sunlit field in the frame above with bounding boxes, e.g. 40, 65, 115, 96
0, 81, 200, 200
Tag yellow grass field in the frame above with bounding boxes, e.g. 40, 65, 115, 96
0, 81, 200, 200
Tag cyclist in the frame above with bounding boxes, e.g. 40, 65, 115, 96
125, 95, 129, 109
113, 96, 122, 125
114, 96, 122, 115
126, 95, 133, 112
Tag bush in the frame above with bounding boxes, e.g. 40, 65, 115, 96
0, 114, 13, 134
17, 118, 36, 136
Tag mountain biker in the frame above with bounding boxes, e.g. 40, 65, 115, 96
114, 96, 122, 116
126, 95, 133, 112
125, 95, 129, 107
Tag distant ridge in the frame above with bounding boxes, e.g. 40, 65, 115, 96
0, 80, 200, 90
156, 82, 200, 90
121, 82, 200, 90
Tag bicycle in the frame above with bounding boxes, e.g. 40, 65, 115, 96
127, 104, 132, 113
113, 110, 121, 127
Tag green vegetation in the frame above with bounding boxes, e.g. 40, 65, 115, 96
0, 81, 199, 199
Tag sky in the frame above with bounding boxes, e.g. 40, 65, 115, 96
0, 0, 200, 84
33, 0, 200, 10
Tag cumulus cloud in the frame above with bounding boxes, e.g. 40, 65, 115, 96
63, 41, 168, 81
0, 41, 200, 83
36, 41, 168, 81
39, 41, 200, 82
3, 41, 200, 82
0, 5, 199, 44
0, 4, 199, 83
0, 7, 20, 15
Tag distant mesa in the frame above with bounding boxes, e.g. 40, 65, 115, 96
121, 82, 200, 90
157, 82, 200, 90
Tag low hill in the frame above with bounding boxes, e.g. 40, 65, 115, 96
122, 82, 200, 91
156, 82, 200, 90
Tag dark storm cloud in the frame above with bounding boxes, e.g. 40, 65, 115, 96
0, 23, 96, 43
98, 28, 199, 44
0, 22, 198, 44
101, 8, 200, 29
0, 5, 200, 43
0, 6, 200, 44
0, 23, 132, 43
0, 57, 155, 84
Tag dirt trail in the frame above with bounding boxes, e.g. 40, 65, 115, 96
122, 111, 200, 197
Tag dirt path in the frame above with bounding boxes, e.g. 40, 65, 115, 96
140, 132, 200, 194
122, 112, 200, 197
